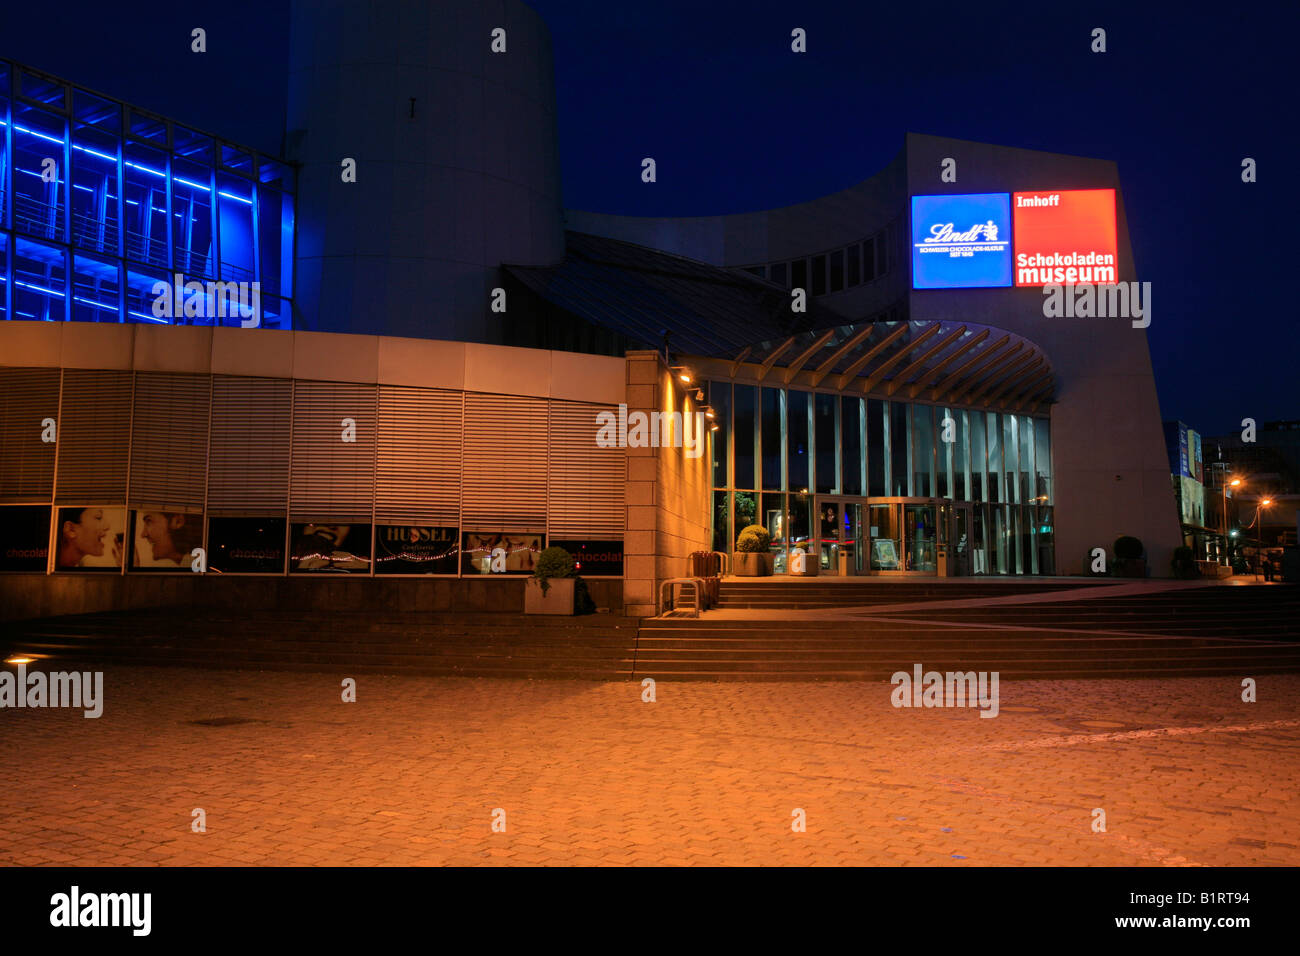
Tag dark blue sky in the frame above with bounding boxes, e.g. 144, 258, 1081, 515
4, 1, 1295, 437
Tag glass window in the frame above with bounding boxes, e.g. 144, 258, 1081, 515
763, 492, 787, 572
207, 517, 286, 573
550, 539, 623, 576
12, 102, 67, 242
710, 381, 730, 489
733, 491, 758, 538
846, 244, 860, 287
761, 387, 783, 489
1034, 417, 1052, 503
876, 229, 888, 275
769, 261, 788, 288
14, 237, 66, 321
912, 404, 934, 497
968, 410, 986, 501
374, 525, 461, 574
829, 249, 844, 292
129, 109, 168, 145
791, 259, 807, 293
172, 155, 214, 278
217, 172, 254, 282
0, 233, 9, 320
0, 505, 52, 570
173, 126, 213, 164
125, 266, 168, 323
1019, 415, 1036, 506
258, 293, 286, 330
815, 393, 837, 494
812, 254, 827, 295
937, 407, 953, 498
20, 70, 65, 109
259, 157, 293, 189
1003, 413, 1018, 504
862, 238, 876, 282
0, 90, 9, 228
72, 90, 120, 133
986, 412, 1001, 503
869, 502, 901, 570
123, 140, 169, 268
867, 399, 886, 497
890, 401, 909, 496
72, 255, 119, 322
1036, 505, 1055, 574
733, 385, 756, 489
952, 408, 969, 500
70, 122, 119, 255
220, 143, 254, 175
841, 396, 863, 496
905, 504, 937, 572
789, 492, 812, 559
787, 389, 809, 492
712, 491, 730, 553
459, 532, 540, 575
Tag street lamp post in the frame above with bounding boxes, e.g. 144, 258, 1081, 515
1224, 477, 1241, 568
1256, 498, 1273, 581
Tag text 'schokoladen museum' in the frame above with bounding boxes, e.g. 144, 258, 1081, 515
0, 0, 1180, 619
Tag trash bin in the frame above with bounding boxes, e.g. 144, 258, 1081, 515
688, 551, 721, 606
936, 545, 948, 577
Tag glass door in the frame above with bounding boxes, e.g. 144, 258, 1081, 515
817, 499, 840, 574
904, 503, 937, 572
868, 502, 902, 571
952, 502, 973, 576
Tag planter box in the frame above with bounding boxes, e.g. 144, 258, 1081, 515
733, 552, 775, 577
788, 547, 819, 576
525, 577, 575, 615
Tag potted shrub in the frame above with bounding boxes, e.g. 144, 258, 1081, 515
734, 524, 774, 577
1171, 545, 1200, 580
526, 546, 578, 614
1112, 535, 1146, 578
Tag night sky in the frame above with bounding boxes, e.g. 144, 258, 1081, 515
4, 0, 1295, 437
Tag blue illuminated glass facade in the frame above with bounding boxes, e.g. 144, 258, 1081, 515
0, 60, 295, 328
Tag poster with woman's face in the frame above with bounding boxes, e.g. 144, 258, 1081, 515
132, 510, 204, 569
461, 532, 541, 574
56, 507, 126, 570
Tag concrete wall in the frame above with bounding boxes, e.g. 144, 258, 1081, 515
0, 574, 623, 624
0, 323, 624, 404
902, 133, 1181, 576
622, 352, 713, 616
287, 0, 565, 341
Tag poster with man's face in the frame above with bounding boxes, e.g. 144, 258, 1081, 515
132, 510, 204, 569
55, 507, 127, 570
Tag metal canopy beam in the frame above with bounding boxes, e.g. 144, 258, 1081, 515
782, 328, 837, 383
909, 328, 989, 397
928, 334, 1012, 402
809, 324, 876, 387
968, 355, 1042, 407
756, 337, 798, 382
835, 323, 910, 390
886, 324, 968, 396
860, 323, 941, 394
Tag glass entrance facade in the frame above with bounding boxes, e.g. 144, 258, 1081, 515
708, 381, 1054, 575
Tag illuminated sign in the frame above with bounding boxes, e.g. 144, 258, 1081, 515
911, 193, 1012, 289
1013, 188, 1118, 287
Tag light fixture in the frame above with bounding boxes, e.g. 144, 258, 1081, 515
1230, 477, 1241, 486
4, 656, 36, 665
1262, 498, 1272, 506
709, 422, 719, 432
705, 407, 715, 419
669, 365, 692, 385
693, 388, 704, 402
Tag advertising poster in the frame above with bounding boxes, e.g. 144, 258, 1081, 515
132, 509, 204, 569
207, 517, 286, 573
911, 192, 1012, 289
290, 522, 372, 573
55, 506, 126, 570
549, 539, 624, 576
1012, 188, 1118, 287
374, 525, 460, 574
1189, 430, 1204, 484
461, 532, 541, 575
0, 505, 52, 572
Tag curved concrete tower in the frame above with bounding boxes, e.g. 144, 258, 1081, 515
286, 0, 565, 340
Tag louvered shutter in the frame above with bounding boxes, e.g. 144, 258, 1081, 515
207, 376, 292, 515
548, 400, 624, 536
461, 392, 547, 531
128, 372, 210, 510
290, 381, 376, 520
54, 369, 132, 503
375, 386, 462, 524
0, 367, 60, 502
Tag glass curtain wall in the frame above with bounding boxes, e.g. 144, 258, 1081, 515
707, 379, 1053, 575
0, 60, 295, 329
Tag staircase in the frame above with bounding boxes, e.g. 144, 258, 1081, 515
2, 609, 640, 680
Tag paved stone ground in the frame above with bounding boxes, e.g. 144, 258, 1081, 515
2, 666, 1297, 866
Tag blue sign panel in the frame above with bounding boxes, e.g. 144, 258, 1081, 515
911, 193, 1013, 289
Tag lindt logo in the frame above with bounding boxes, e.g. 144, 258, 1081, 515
923, 220, 1001, 243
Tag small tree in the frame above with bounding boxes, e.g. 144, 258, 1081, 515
736, 524, 771, 552
533, 546, 575, 595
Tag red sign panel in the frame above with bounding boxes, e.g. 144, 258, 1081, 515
1012, 188, 1118, 287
